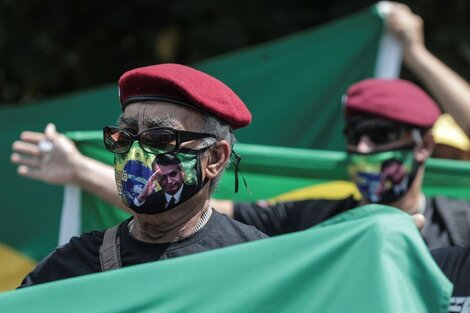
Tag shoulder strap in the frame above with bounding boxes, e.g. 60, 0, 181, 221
99, 225, 122, 271
434, 196, 470, 246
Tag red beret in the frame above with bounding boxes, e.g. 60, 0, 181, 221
118, 63, 251, 130
345, 79, 441, 128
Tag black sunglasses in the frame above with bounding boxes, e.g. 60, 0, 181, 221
103, 126, 217, 155
344, 124, 412, 146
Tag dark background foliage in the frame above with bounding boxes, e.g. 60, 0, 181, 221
0, 0, 469, 106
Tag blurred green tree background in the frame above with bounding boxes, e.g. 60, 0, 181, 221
0, 0, 468, 106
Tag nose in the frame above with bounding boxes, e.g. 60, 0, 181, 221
167, 176, 175, 184
355, 135, 374, 153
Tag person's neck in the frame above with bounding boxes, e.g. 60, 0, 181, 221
131, 186, 210, 243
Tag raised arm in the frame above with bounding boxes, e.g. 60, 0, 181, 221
387, 2, 470, 136
10, 123, 130, 213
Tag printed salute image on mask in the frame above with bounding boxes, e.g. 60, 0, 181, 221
114, 146, 203, 215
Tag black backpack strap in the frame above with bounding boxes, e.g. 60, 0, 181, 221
99, 225, 122, 271
434, 196, 470, 247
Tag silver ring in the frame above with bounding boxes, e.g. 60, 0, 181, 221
38, 140, 54, 153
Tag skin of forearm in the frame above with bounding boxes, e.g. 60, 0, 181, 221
210, 198, 234, 217
72, 154, 132, 213
404, 46, 470, 135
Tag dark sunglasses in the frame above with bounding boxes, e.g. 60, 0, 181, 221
103, 126, 217, 155
344, 124, 412, 146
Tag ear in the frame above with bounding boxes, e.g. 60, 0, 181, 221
414, 130, 434, 162
205, 140, 230, 179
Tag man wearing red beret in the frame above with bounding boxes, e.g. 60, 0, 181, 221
17, 63, 267, 287
222, 78, 470, 250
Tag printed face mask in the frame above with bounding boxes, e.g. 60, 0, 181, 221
114, 142, 206, 214
347, 148, 419, 204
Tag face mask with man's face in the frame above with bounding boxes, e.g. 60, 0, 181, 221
104, 126, 215, 214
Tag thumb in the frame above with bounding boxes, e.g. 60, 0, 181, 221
412, 213, 426, 230
44, 123, 58, 141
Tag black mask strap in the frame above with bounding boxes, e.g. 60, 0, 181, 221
232, 150, 251, 195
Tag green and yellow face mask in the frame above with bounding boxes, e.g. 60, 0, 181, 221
347, 148, 419, 204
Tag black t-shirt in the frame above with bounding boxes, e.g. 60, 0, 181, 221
234, 196, 359, 237
20, 210, 267, 287
432, 246, 470, 311
234, 196, 470, 250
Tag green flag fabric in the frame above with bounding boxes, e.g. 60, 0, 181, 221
193, 6, 384, 151
0, 205, 452, 313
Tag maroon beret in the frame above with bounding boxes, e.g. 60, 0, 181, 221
344, 79, 441, 128
118, 63, 251, 130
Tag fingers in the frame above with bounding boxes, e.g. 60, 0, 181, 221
11, 152, 42, 167
11, 139, 48, 175
385, 3, 425, 52
13, 123, 57, 154
389, 2, 412, 14
19, 131, 46, 144
11, 140, 42, 157
11, 124, 56, 175
149, 167, 162, 181
387, 2, 412, 26
44, 123, 58, 140
154, 166, 162, 181
11, 123, 70, 185
16, 165, 44, 181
